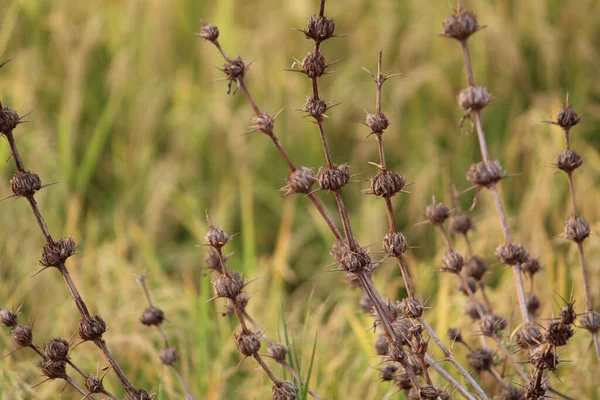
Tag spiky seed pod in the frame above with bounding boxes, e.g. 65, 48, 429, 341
391, 318, 413, 346
545, 320, 574, 346
330, 239, 358, 262
374, 333, 388, 356
465, 303, 481, 320
529, 343, 559, 371
140, 307, 165, 326
366, 113, 389, 133
580, 311, 600, 333
554, 104, 580, 130
467, 348, 494, 372
467, 160, 504, 187
525, 293, 541, 316
441, 10, 482, 41
198, 22, 219, 42
303, 95, 328, 119
500, 386, 526, 400
282, 167, 314, 196
0, 105, 19, 134
441, 251, 464, 274
495, 242, 529, 266
125, 389, 152, 400
369, 170, 405, 198
223, 57, 246, 81
78, 315, 107, 341
449, 212, 473, 235
464, 256, 487, 281
360, 293, 374, 314
159, 347, 178, 366
338, 246, 372, 273
459, 277, 478, 296
395, 373, 413, 391
44, 338, 69, 362
0, 308, 18, 327
317, 163, 350, 191
205, 224, 230, 249
301, 51, 326, 79
560, 303, 577, 325
515, 324, 543, 349
10, 171, 42, 197
302, 15, 336, 42
251, 112, 275, 134
401, 297, 424, 319
39, 237, 77, 268
458, 86, 493, 111
85, 374, 104, 393
556, 149, 583, 173
447, 328, 463, 343
204, 248, 225, 272
380, 364, 399, 381
521, 257, 541, 276
214, 270, 244, 299
39, 359, 67, 379
382, 232, 408, 257
272, 381, 298, 400
235, 331, 261, 356
11, 324, 33, 347
564, 216, 591, 243
479, 314, 507, 336
425, 201, 450, 225
420, 385, 450, 400
387, 342, 407, 363
268, 342, 288, 363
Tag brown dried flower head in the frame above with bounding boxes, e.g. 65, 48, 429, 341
395, 373, 412, 391
479, 314, 507, 336
545, 320, 574, 346
419, 385, 450, 400
560, 302, 577, 325
525, 293, 541, 316
85, 374, 104, 393
0, 308, 18, 328
303, 95, 328, 119
198, 22, 219, 42
383, 231, 407, 257
205, 223, 230, 249
39, 359, 67, 379
235, 331, 261, 356
39, 237, 77, 268
317, 163, 350, 191
441, 10, 483, 41
564, 216, 590, 243
553, 103, 580, 130
391, 318, 413, 346
374, 333, 388, 356
159, 347, 179, 366
302, 15, 336, 42
0, 105, 19, 134
447, 328, 463, 343
366, 113, 389, 133
467, 348, 494, 372
204, 248, 225, 272
521, 257, 541, 276
449, 212, 473, 235
223, 57, 246, 82
458, 86, 493, 111
214, 270, 245, 299
337, 246, 372, 273
467, 160, 504, 187
360, 293, 374, 314
140, 306, 164, 326
251, 112, 275, 134
464, 256, 487, 281
495, 242, 529, 266
272, 381, 298, 400
282, 167, 314, 196
425, 201, 450, 225
441, 251, 464, 274
125, 389, 152, 400
380, 364, 399, 381
529, 343, 559, 371
465, 303, 482, 320
580, 311, 600, 334
44, 338, 70, 362
515, 324, 543, 349
301, 51, 326, 79
556, 149, 583, 173
268, 342, 288, 363
368, 170, 405, 198
11, 324, 33, 347
400, 296, 424, 319
79, 315, 107, 341
223, 292, 249, 317
10, 171, 42, 197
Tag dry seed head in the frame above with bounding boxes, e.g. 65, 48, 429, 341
383, 231, 408, 257
395, 373, 413, 391
366, 113, 389, 133
251, 112, 275, 134
282, 167, 314, 195
564, 216, 590, 243
580, 311, 600, 333
235, 331, 261, 356
441, 251, 464, 274
331, 239, 358, 262
515, 324, 543, 349
525, 382, 547, 400
464, 256, 487, 281
0, 308, 18, 328
467, 160, 504, 187
302, 15, 336, 42
140, 307, 165, 326
391, 318, 413, 346
223, 57, 246, 81
521, 257, 541, 276
467, 348, 494, 372
317, 163, 350, 191
554, 103, 580, 130
303, 95, 328, 119
560, 302, 577, 325
85, 374, 104, 393
556, 149, 583, 173
441, 10, 483, 41
459, 277, 478, 296
204, 248, 225, 272
39, 237, 77, 268
223, 292, 249, 317
338, 246, 372, 273
374, 333, 388, 356
447, 328, 463, 343
39, 359, 67, 379
44, 338, 70, 362
205, 223, 230, 249
272, 381, 298, 400
528, 343, 559, 371
458, 86, 493, 111
500, 386, 526, 400
10, 171, 42, 197
495, 242, 529, 265
11, 324, 33, 347
360, 293, 374, 314
525, 293, 541, 316
400, 296, 424, 319
380, 364, 399, 381
198, 22, 219, 42
420, 385, 450, 400
465, 303, 482, 320
368, 170, 405, 198
425, 201, 450, 225
214, 270, 245, 299
159, 347, 178, 366
387, 342, 407, 363
545, 320, 574, 346
301, 51, 326, 79
449, 212, 473, 235
479, 314, 507, 336
78, 315, 107, 341
0, 105, 19, 134
268, 342, 288, 363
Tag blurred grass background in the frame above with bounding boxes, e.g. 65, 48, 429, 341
0, 0, 599, 398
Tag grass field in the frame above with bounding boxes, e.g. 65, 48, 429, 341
0, 0, 599, 398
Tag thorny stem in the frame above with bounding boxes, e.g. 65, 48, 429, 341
1, 129, 138, 396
